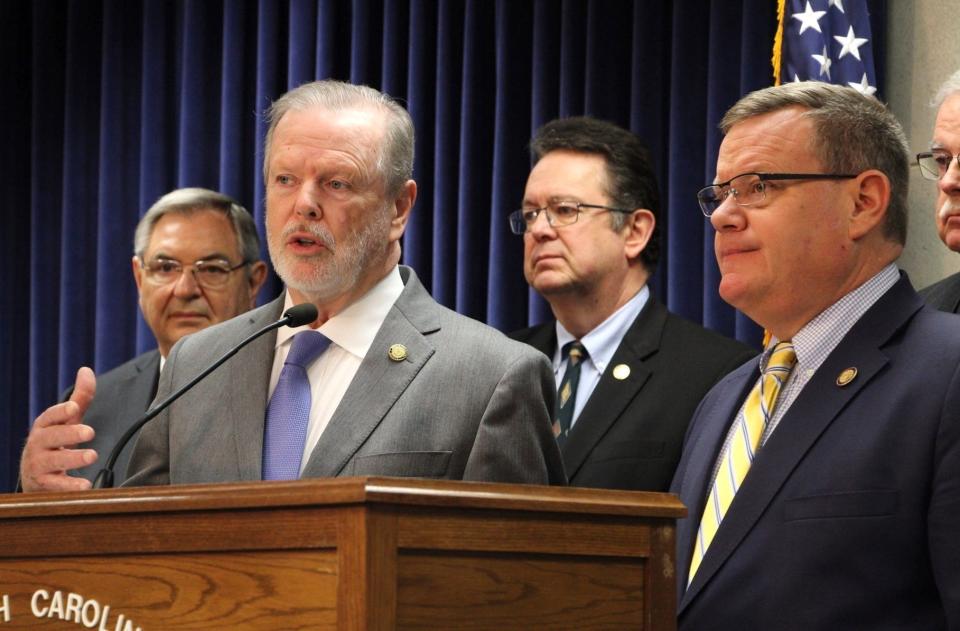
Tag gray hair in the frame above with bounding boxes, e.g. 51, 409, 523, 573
133, 187, 261, 263
262, 80, 415, 197
933, 69, 960, 107
720, 82, 910, 245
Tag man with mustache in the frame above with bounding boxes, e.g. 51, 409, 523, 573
510, 117, 754, 491
123, 80, 564, 486
917, 69, 960, 313
671, 82, 960, 628
20, 188, 268, 491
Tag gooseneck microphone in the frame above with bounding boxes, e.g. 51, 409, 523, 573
92, 303, 319, 489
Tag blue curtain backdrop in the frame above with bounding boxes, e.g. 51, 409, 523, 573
0, 0, 885, 490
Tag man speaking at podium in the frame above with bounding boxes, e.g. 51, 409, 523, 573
123, 80, 564, 487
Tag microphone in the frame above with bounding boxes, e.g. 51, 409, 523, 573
92, 303, 319, 489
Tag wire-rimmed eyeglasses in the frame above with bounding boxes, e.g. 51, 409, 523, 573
139, 257, 250, 288
508, 201, 634, 235
697, 172, 858, 217
916, 150, 960, 181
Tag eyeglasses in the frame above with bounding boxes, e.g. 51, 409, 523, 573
697, 172, 858, 217
916, 150, 960, 181
140, 257, 249, 288
508, 201, 634, 235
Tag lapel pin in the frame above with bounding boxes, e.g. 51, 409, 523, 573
836, 367, 857, 387
388, 344, 408, 362
612, 363, 631, 380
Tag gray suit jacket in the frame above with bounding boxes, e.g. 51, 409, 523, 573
125, 267, 565, 486
66, 349, 161, 483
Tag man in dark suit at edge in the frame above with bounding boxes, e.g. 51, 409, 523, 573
19, 188, 267, 491
672, 82, 960, 628
510, 117, 754, 491
917, 68, 960, 313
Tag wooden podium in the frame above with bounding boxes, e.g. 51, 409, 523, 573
0, 478, 684, 629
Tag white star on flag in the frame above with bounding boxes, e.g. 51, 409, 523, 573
848, 73, 877, 95
791, 1, 826, 34
811, 45, 832, 80
777, 0, 877, 101
834, 25, 869, 61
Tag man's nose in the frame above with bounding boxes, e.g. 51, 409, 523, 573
940, 155, 960, 195
527, 210, 556, 238
171, 266, 202, 297
709, 196, 745, 232
295, 182, 322, 219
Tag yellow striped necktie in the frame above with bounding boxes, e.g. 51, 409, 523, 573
688, 341, 797, 583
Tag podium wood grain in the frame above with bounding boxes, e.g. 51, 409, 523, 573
0, 477, 684, 630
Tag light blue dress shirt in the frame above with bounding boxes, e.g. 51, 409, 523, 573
554, 285, 650, 428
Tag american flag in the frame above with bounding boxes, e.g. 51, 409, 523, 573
773, 0, 877, 94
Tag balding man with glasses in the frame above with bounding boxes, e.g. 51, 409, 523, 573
670, 82, 960, 629
916, 69, 960, 313
19, 188, 268, 491
509, 117, 753, 492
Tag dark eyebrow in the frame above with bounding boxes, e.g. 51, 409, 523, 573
520, 196, 585, 209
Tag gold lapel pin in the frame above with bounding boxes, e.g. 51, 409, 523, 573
612, 364, 631, 380
388, 344, 408, 362
836, 367, 857, 387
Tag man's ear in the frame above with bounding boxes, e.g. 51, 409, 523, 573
389, 180, 417, 243
246, 261, 269, 307
623, 208, 656, 261
848, 169, 890, 241
131, 256, 144, 292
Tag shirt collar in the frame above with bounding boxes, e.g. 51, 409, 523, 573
554, 285, 650, 370
766, 263, 899, 371
275, 265, 404, 360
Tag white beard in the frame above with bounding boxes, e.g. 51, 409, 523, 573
267, 208, 391, 304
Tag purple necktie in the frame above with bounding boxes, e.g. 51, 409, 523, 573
262, 331, 331, 480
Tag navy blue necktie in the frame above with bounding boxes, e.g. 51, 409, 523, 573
262, 331, 331, 480
554, 341, 587, 446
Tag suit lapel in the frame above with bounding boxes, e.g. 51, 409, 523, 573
516, 323, 557, 357
675, 365, 755, 607
122, 350, 161, 417
103, 350, 162, 479
227, 297, 284, 481
562, 299, 666, 478
946, 275, 960, 313
680, 275, 922, 608
302, 267, 439, 477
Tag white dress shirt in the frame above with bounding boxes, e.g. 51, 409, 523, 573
268, 266, 404, 475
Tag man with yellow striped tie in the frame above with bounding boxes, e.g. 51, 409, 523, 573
671, 81, 960, 629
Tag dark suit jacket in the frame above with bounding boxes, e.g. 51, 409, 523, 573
510, 296, 755, 491
65, 350, 160, 483
126, 266, 565, 486
671, 274, 960, 630
920, 270, 960, 313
